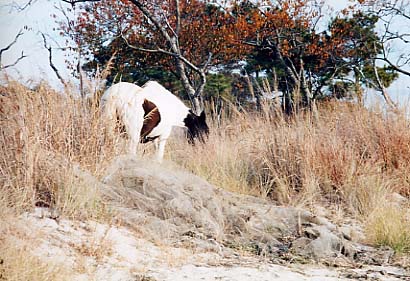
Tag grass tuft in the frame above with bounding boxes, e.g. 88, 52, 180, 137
365, 203, 410, 253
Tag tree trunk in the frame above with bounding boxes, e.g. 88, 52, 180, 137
192, 96, 202, 114
300, 60, 312, 108
354, 68, 363, 106
130, 0, 206, 115
269, 42, 300, 114
175, 57, 201, 114
373, 63, 398, 111
272, 69, 279, 98
244, 71, 256, 109
283, 82, 294, 115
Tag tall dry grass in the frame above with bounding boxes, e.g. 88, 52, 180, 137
0, 79, 121, 280
170, 102, 410, 201
1, 77, 409, 255
0, 81, 122, 220
169, 101, 410, 252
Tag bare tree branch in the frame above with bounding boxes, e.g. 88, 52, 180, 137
61, 0, 100, 7
377, 2, 410, 21
0, 29, 24, 59
1, 51, 27, 70
128, 0, 175, 48
41, 32, 68, 87
175, 0, 181, 37
377, 56, 410, 76
373, 62, 398, 110
159, 8, 179, 42
376, 43, 410, 76
120, 33, 205, 74
371, 43, 398, 110
366, 0, 410, 77
7, 0, 37, 12
0, 29, 27, 70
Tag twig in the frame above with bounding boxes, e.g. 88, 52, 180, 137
41, 32, 68, 87
0, 29, 27, 69
61, 0, 100, 7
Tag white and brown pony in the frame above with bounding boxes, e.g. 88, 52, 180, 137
101, 81, 209, 162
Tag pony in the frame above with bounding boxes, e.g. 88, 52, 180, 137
101, 81, 209, 162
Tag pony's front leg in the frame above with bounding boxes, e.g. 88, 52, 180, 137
125, 112, 144, 156
153, 138, 160, 151
156, 138, 167, 163
128, 136, 139, 155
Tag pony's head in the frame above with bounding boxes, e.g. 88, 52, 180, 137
183, 110, 209, 144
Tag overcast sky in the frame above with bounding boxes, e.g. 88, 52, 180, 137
0, 0, 409, 105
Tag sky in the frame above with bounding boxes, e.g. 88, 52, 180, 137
0, 0, 409, 105
0, 0, 70, 86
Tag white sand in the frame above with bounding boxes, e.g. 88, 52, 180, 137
8, 211, 405, 281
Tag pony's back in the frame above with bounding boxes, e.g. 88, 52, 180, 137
101, 82, 142, 108
139, 81, 189, 126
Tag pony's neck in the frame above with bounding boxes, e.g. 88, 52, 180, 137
175, 108, 191, 127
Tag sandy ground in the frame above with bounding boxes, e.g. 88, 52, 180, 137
150, 264, 349, 281
8, 210, 406, 281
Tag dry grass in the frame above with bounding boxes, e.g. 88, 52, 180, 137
1, 77, 409, 262
0, 81, 122, 219
0, 242, 69, 281
365, 203, 410, 253
170, 102, 410, 200
0, 78, 119, 279
169, 101, 410, 252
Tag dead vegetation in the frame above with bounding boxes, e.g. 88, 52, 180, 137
0, 81, 121, 219
0, 243, 69, 281
0, 81, 409, 280
169, 101, 410, 253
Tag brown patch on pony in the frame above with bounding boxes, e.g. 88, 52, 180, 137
140, 99, 161, 142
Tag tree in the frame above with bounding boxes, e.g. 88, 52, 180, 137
328, 11, 399, 107
238, 1, 399, 111
234, 0, 341, 113
360, 0, 410, 78
61, 0, 248, 113
60, 0, 400, 113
